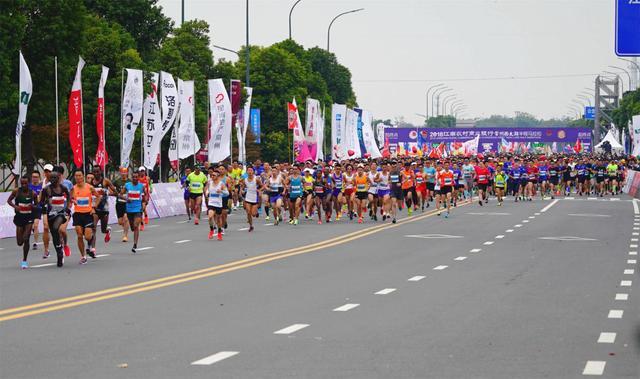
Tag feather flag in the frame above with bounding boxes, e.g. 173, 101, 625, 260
14, 51, 32, 175
573, 138, 582, 153
95, 66, 109, 170
68, 56, 85, 168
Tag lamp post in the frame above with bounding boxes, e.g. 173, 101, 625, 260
603, 71, 624, 94
619, 58, 639, 90
425, 83, 445, 121
288, 0, 304, 40
245, 0, 250, 86
609, 66, 632, 91
441, 95, 456, 116
327, 8, 364, 52
434, 88, 453, 116
449, 100, 464, 115
213, 45, 240, 57
576, 95, 591, 106
431, 87, 450, 116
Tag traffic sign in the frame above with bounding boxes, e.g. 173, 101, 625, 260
616, 0, 640, 56
585, 106, 595, 120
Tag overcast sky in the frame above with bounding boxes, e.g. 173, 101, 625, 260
158, 0, 635, 124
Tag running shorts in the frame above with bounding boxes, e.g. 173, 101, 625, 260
127, 212, 142, 229
207, 206, 223, 215
13, 213, 34, 227
440, 186, 453, 195
356, 192, 368, 200
72, 212, 94, 228
477, 183, 488, 192
116, 202, 126, 219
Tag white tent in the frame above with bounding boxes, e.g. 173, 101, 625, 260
594, 129, 624, 154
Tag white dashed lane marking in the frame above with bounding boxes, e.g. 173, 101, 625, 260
470, 248, 482, 253
528, 216, 535, 219
607, 310, 624, 319
191, 351, 239, 366
483, 241, 494, 245
375, 288, 396, 295
135, 247, 154, 251
505, 229, 514, 233
582, 360, 606, 375
620, 280, 632, 287
615, 293, 628, 301
454, 256, 467, 261
408, 276, 426, 282
31, 263, 56, 268
495, 235, 505, 239
630, 251, 638, 256
597, 333, 616, 344
274, 324, 309, 335
333, 303, 359, 312
628, 259, 637, 264
174, 240, 191, 244
623, 269, 634, 275
433, 265, 448, 270
515, 224, 523, 228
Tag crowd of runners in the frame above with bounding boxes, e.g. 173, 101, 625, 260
6, 154, 632, 269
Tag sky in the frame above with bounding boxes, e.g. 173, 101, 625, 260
157, 0, 637, 124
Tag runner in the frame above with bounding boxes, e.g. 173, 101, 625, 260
343, 164, 356, 220
607, 160, 619, 195
302, 168, 315, 219
378, 163, 392, 221
287, 166, 303, 225
180, 167, 192, 220
494, 166, 508, 206
266, 168, 285, 225
424, 160, 437, 205
438, 163, 455, 218
367, 162, 380, 221
29, 171, 43, 253
40, 164, 54, 257
389, 161, 403, 224
401, 162, 416, 215
474, 161, 491, 206
331, 164, 345, 221
121, 171, 146, 253
89, 166, 116, 253
187, 165, 207, 225
241, 166, 262, 231
354, 164, 370, 224
39, 172, 71, 267
137, 167, 152, 230
113, 167, 131, 242
415, 162, 427, 211
71, 170, 101, 264
205, 167, 229, 240
313, 168, 328, 224
8, 176, 37, 269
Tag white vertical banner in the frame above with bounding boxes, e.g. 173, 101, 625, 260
178, 80, 199, 159
120, 68, 143, 168
361, 111, 382, 159
240, 87, 253, 163
331, 104, 347, 161
143, 72, 162, 169
168, 78, 183, 164
305, 98, 320, 161
345, 109, 361, 159
375, 123, 386, 148
632, 115, 640, 157
14, 52, 32, 175
156, 71, 178, 162
208, 79, 232, 163
316, 106, 324, 161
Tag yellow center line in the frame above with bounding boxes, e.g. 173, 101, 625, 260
0, 201, 469, 323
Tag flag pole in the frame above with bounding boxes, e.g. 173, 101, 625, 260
192, 84, 196, 166
55, 56, 60, 165
120, 68, 125, 171
103, 77, 107, 179
158, 72, 162, 181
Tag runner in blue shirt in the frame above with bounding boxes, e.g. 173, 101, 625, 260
121, 171, 146, 254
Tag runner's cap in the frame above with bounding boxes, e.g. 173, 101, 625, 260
43, 164, 54, 171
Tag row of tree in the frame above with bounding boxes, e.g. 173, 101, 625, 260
1, 0, 358, 172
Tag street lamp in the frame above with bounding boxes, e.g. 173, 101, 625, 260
603, 71, 624, 94
619, 58, 639, 90
449, 100, 464, 115
213, 45, 240, 57
425, 83, 445, 120
288, 0, 304, 40
434, 88, 453, 116
576, 95, 591, 106
245, 0, 250, 86
327, 8, 364, 52
609, 66, 632, 91
441, 95, 456, 116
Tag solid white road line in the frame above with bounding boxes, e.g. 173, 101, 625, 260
607, 310, 624, 319
146, 224, 159, 228
274, 324, 309, 335
483, 241, 494, 245
375, 288, 396, 295
470, 248, 482, 253
31, 263, 56, 268
333, 303, 360, 312
534, 213, 541, 215
623, 269, 634, 275
176, 220, 189, 224
564, 197, 575, 200
630, 251, 638, 256
408, 276, 426, 281
174, 240, 191, 244
633, 199, 639, 214
136, 247, 154, 251
568, 214, 611, 218
433, 265, 448, 270
95, 254, 110, 258
514, 224, 523, 228
588, 197, 597, 201
628, 259, 637, 264
540, 199, 559, 213
615, 293, 629, 301
495, 235, 505, 239
454, 256, 467, 261
237, 227, 249, 231
582, 360, 606, 375
528, 216, 535, 219
264, 223, 274, 226
505, 229, 514, 233
597, 333, 616, 344
191, 351, 239, 366
620, 280, 632, 287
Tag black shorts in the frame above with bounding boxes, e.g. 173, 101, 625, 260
440, 186, 453, 194
596, 177, 605, 183
189, 192, 203, 200
116, 202, 127, 219
207, 206, 223, 215
127, 212, 142, 229
391, 187, 403, 199
477, 183, 488, 192
550, 177, 559, 185
402, 188, 414, 198
94, 209, 109, 219
426, 182, 435, 191
222, 196, 230, 211
578, 176, 587, 184
13, 213, 34, 227
32, 206, 42, 220
72, 212, 94, 228
356, 192, 368, 200
456, 184, 465, 190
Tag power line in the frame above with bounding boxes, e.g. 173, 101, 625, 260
353, 73, 602, 83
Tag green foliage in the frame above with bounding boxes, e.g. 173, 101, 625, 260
426, 115, 456, 128
612, 89, 640, 135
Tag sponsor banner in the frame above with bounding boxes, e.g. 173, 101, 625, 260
120, 68, 144, 168
230, 79, 242, 130
385, 127, 593, 155
354, 108, 367, 155
331, 104, 347, 161
250, 108, 261, 143
14, 52, 32, 175
375, 123, 386, 148
345, 109, 361, 159
361, 110, 382, 159
68, 56, 85, 168
632, 115, 640, 156
95, 66, 109, 170
623, 170, 640, 199
305, 98, 320, 160
290, 98, 311, 162
169, 79, 200, 163
143, 73, 162, 169
208, 79, 232, 163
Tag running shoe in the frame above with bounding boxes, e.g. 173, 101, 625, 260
63, 245, 71, 257
249, 226, 254, 232
444, 211, 449, 218
289, 219, 294, 224
293, 219, 299, 225
193, 220, 199, 226
140, 223, 145, 230
32, 242, 38, 250
224, 222, 228, 229
144, 215, 149, 224
122, 235, 129, 242
318, 220, 322, 225
21, 261, 28, 269
208, 230, 214, 240
266, 215, 271, 221
104, 227, 112, 243
336, 215, 341, 221
478, 200, 483, 206
88, 248, 96, 259
43, 250, 50, 259
132, 244, 137, 254
56, 252, 64, 267
408, 208, 413, 216
357, 217, 363, 224
217, 232, 223, 241
392, 218, 396, 224
79, 257, 88, 265
221, 228, 225, 235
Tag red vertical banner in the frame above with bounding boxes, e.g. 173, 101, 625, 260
287, 102, 297, 130
68, 57, 85, 168
230, 79, 242, 128
95, 66, 109, 169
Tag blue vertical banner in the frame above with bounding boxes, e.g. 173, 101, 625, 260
353, 108, 367, 155
250, 108, 261, 144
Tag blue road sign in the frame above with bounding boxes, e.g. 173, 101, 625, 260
585, 106, 595, 120
616, 0, 640, 56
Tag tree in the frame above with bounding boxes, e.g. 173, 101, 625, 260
306, 47, 357, 106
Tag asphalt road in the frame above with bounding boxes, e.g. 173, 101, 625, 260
0, 195, 638, 378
